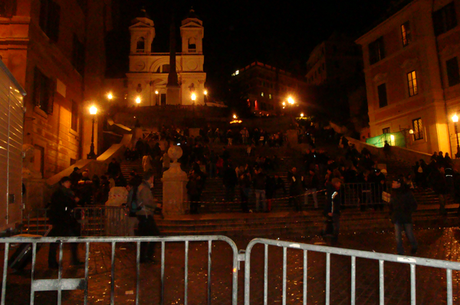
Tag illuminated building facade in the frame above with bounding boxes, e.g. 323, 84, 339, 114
357, 0, 460, 155
0, 0, 112, 177
230, 61, 307, 115
124, 9, 206, 106
306, 33, 363, 86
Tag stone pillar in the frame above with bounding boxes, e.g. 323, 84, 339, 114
162, 145, 188, 217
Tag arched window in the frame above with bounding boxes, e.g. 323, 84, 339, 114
162, 64, 170, 73
136, 37, 145, 52
188, 37, 196, 52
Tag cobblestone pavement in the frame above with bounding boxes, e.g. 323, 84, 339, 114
2, 226, 460, 304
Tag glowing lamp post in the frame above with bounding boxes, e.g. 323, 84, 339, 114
287, 96, 295, 105
453, 114, 460, 158
300, 113, 304, 118
155, 90, 159, 105
204, 90, 208, 105
135, 96, 141, 105
191, 93, 197, 104
87, 105, 98, 159
107, 92, 113, 100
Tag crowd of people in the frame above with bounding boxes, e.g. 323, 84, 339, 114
47, 119, 460, 259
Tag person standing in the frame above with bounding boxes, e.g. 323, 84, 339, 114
187, 169, 203, 214
239, 170, 252, 213
304, 168, 320, 209
107, 158, 121, 177
429, 165, 448, 215
288, 167, 303, 211
389, 176, 418, 255
48, 177, 82, 269
323, 178, 342, 243
253, 168, 267, 212
69, 167, 82, 189
223, 163, 238, 202
241, 127, 249, 145
128, 171, 159, 263
266, 174, 276, 212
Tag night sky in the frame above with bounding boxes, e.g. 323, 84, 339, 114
107, 0, 401, 100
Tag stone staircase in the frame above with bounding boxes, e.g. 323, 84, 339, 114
156, 204, 460, 237
120, 160, 143, 181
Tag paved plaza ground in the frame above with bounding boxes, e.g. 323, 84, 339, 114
2, 225, 460, 304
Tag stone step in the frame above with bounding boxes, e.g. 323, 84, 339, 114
157, 208, 459, 236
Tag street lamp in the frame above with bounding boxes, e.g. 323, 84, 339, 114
233, 114, 237, 119
87, 105, 98, 159
155, 90, 159, 105
191, 93, 197, 104
300, 113, 304, 117
452, 114, 460, 158
107, 92, 113, 100
287, 96, 295, 105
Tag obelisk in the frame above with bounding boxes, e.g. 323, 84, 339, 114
166, 9, 181, 105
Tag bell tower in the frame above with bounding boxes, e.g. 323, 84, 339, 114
129, 8, 155, 54
180, 8, 203, 54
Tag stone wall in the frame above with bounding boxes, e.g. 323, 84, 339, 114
24, 134, 133, 211
346, 137, 432, 164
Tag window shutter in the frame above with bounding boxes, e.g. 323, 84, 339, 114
49, 1, 60, 42
39, 0, 48, 31
33, 67, 41, 107
47, 79, 56, 114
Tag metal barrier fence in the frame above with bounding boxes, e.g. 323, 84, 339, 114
0, 235, 239, 305
342, 182, 386, 207
20, 209, 49, 235
243, 238, 460, 305
73, 206, 130, 236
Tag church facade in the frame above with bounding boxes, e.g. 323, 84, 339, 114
126, 9, 206, 106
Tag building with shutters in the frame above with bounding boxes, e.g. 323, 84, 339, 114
0, 0, 112, 178
356, 0, 460, 156
122, 8, 206, 107
306, 33, 363, 86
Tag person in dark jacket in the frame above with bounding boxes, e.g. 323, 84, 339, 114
223, 163, 238, 202
48, 176, 82, 269
429, 165, 448, 215
69, 167, 82, 188
239, 171, 252, 213
288, 167, 303, 211
107, 158, 121, 177
187, 170, 203, 214
265, 174, 276, 212
389, 176, 418, 255
323, 178, 342, 242
304, 168, 320, 209
253, 168, 267, 212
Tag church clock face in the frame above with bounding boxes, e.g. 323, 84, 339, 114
134, 61, 145, 71
186, 60, 198, 71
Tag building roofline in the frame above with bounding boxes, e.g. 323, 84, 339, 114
355, 0, 416, 43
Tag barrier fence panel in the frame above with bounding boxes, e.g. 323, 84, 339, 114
73, 206, 130, 236
342, 183, 386, 208
243, 238, 460, 305
21, 209, 49, 236
0, 235, 239, 305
